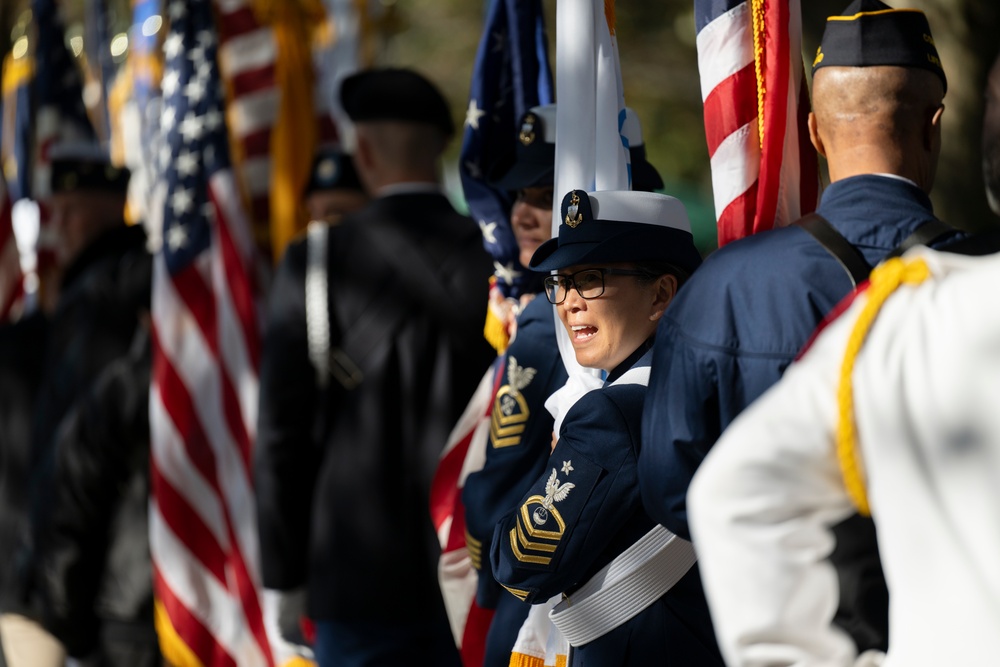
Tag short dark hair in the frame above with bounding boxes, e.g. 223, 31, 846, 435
632, 260, 692, 288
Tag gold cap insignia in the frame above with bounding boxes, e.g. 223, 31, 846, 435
565, 192, 583, 228
519, 114, 537, 146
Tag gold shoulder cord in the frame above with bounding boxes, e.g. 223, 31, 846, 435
836, 257, 930, 516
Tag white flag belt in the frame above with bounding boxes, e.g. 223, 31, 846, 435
549, 524, 696, 647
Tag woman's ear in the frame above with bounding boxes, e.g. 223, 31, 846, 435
649, 274, 678, 321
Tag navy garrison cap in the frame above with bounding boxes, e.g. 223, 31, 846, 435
813, 0, 946, 92
490, 106, 665, 192
49, 142, 129, 195
303, 148, 363, 195
529, 190, 702, 274
340, 68, 455, 138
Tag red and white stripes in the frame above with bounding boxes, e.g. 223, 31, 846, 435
150, 168, 272, 667
696, 0, 817, 246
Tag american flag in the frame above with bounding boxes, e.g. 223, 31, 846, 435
213, 0, 343, 263
458, 0, 553, 301
211, 0, 281, 259
695, 0, 818, 246
147, 1, 273, 665
0, 175, 23, 323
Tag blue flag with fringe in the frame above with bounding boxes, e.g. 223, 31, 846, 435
459, 0, 553, 307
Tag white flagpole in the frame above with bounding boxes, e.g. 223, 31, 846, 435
551, 0, 630, 389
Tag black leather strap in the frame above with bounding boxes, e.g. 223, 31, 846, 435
799, 214, 956, 287
886, 219, 954, 259
797, 213, 872, 287
326, 221, 472, 391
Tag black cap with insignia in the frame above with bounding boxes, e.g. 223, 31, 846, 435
303, 148, 363, 196
529, 190, 702, 275
339, 67, 455, 138
489, 105, 666, 193
489, 104, 558, 191
813, 0, 946, 93
48, 142, 130, 196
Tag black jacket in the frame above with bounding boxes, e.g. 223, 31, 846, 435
0, 312, 49, 611
255, 191, 495, 622
31, 223, 151, 468
35, 328, 155, 659
19, 223, 150, 616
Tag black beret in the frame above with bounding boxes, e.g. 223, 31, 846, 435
340, 68, 455, 138
529, 190, 702, 275
813, 0, 946, 93
303, 148, 363, 195
49, 143, 129, 196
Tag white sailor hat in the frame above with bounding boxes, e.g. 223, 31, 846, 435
529, 189, 702, 274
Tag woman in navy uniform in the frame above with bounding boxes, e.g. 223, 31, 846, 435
461, 106, 668, 667
490, 190, 722, 666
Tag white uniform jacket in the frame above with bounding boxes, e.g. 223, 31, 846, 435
688, 247, 1000, 667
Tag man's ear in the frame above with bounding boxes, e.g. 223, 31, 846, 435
926, 104, 945, 151
808, 112, 827, 158
649, 273, 679, 322
353, 128, 375, 173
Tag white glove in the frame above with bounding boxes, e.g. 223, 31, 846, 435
856, 650, 886, 667
264, 588, 313, 662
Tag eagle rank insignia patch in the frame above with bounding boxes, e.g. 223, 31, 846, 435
490, 356, 536, 448
510, 468, 574, 565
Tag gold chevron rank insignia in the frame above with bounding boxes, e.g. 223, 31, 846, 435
465, 529, 483, 570
502, 585, 531, 601
508, 469, 573, 565
490, 356, 537, 448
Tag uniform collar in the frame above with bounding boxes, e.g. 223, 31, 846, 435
606, 337, 655, 384
816, 174, 936, 250
375, 182, 443, 198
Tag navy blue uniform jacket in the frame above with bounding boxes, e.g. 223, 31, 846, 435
492, 348, 723, 666
462, 297, 567, 666
639, 174, 962, 652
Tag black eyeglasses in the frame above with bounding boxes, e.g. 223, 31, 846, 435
542, 268, 651, 304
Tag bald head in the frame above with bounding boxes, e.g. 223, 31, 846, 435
809, 66, 945, 190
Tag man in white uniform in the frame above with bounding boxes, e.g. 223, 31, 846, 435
689, 246, 1000, 667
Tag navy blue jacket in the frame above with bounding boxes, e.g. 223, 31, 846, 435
639, 174, 962, 653
492, 348, 723, 666
462, 297, 567, 667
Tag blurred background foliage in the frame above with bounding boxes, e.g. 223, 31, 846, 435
3, 0, 999, 253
